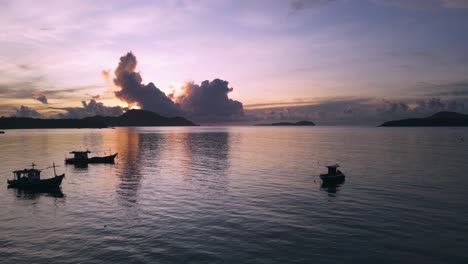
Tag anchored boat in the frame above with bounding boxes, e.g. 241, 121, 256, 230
65, 151, 117, 165
320, 164, 345, 182
7, 163, 64, 189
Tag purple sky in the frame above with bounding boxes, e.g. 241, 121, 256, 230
1, 0, 468, 124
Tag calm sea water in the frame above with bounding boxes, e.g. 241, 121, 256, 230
0, 127, 467, 264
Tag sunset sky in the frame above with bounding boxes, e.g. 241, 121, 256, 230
1, 0, 468, 124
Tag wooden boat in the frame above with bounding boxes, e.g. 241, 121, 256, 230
320, 164, 345, 182
65, 150, 117, 164
7, 163, 64, 189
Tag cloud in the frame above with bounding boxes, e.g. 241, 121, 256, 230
377, 99, 409, 115
288, 0, 468, 10
370, 0, 439, 9
111, 52, 244, 122
371, 0, 468, 9
13, 105, 43, 118
246, 97, 468, 125
442, 0, 468, 8
113, 52, 183, 117
51, 99, 127, 119
415, 80, 468, 97
33, 92, 48, 104
0, 83, 36, 99
290, 0, 339, 11
175, 79, 244, 121
86, 93, 101, 99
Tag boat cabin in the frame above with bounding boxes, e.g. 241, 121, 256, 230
13, 168, 41, 181
70, 151, 91, 160
325, 164, 340, 175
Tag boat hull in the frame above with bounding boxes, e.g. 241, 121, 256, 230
320, 171, 345, 182
7, 174, 65, 189
65, 153, 117, 164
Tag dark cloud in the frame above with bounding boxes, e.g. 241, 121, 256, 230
0, 84, 36, 99
13, 106, 43, 118
246, 97, 468, 125
175, 79, 244, 122
111, 52, 244, 122
416, 81, 468, 97
377, 99, 409, 115
18, 64, 32, 70
113, 52, 182, 117
370, 0, 439, 9
371, 0, 468, 9
290, 0, 468, 11
0, 82, 102, 102
42, 86, 104, 98
290, 0, 338, 11
432, 89, 468, 97
246, 98, 377, 125
33, 92, 48, 104
86, 93, 101, 99
51, 99, 127, 119
441, 0, 468, 8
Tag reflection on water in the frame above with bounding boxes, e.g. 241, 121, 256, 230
181, 132, 230, 192
1, 127, 468, 263
320, 179, 345, 195
70, 163, 89, 169
9, 187, 65, 200
115, 128, 145, 205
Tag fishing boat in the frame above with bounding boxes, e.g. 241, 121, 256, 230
7, 163, 64, 189
320, 164, 345, 182
65, 150, 117, 165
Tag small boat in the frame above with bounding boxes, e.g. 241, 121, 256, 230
320, 164, 345, 182
7, 163, 64, 189
65, 150, 117, 165
0, 131, 5, 134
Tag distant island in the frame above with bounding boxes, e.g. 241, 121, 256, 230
257, 120, 315, 126
380, 111, 468, 127
0, 109, 196, 129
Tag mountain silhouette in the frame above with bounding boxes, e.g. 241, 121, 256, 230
380, 111, 468, 127
0, 109, 196, 129
85, 109, 196, 127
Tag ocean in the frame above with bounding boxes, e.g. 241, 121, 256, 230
0, 127, 467, 263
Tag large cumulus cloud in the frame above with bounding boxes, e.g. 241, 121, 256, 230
113, 52, 182, 117
175, 79, 244, 121
111, 52, 244, 122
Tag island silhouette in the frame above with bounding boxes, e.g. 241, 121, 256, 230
257, 120, 315, 126
0, 109, 196, 129
380, 111, 468, 127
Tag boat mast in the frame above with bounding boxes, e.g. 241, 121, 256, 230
53, 162, 57, 176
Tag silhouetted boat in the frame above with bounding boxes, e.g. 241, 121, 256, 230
0, 131, 4, 134
320, 164, 345, 182
65, 151, 117, 165
7, 163, 64, 189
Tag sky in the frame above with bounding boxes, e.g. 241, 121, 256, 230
1, 0, 468, 124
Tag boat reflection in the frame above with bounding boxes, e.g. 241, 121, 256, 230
320, 179, 345, 195
70, 162, 117, 170
71, 163, 89, 170
11, 187, 65, 200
